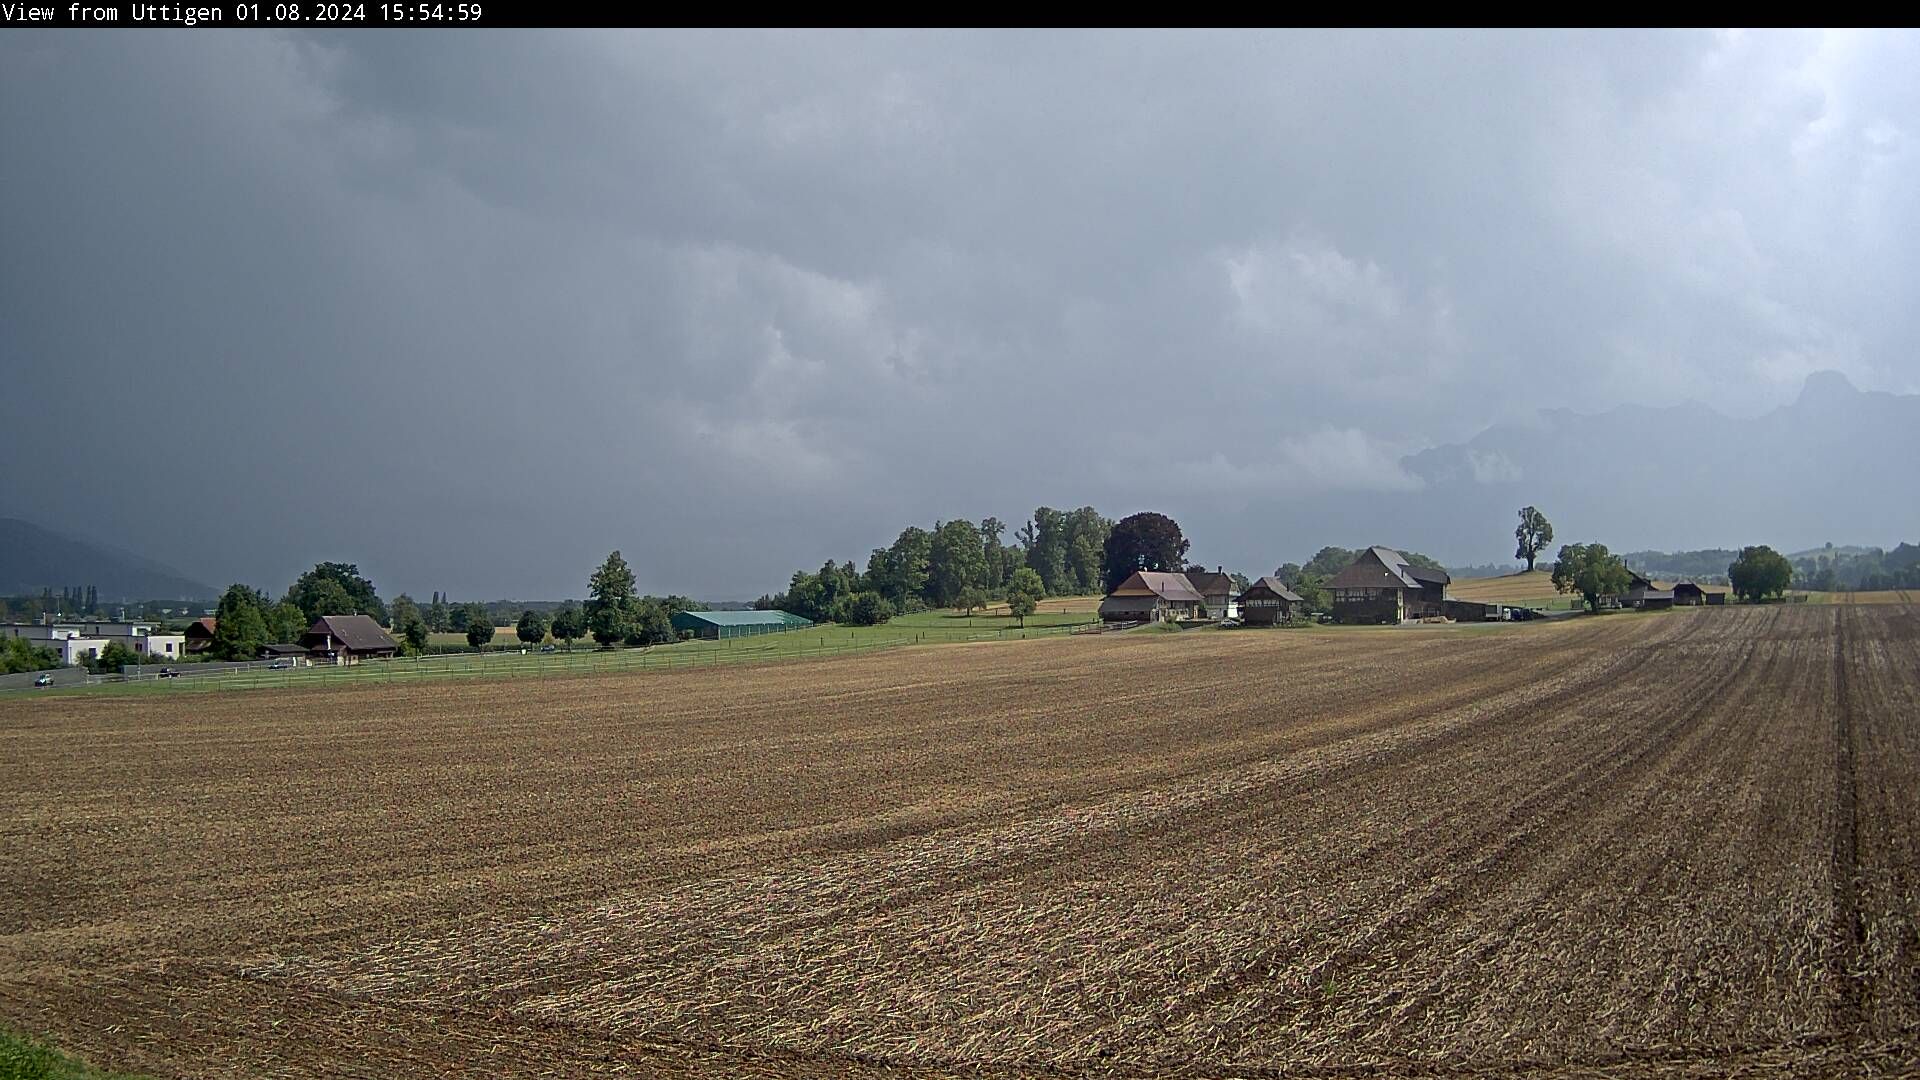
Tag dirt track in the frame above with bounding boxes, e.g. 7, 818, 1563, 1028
3, 606, 1917, 1078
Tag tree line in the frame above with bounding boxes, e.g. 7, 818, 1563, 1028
754, 508, 1119, 626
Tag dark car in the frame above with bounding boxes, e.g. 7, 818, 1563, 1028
540, 644, 557, 653
34, 673, 53, 688
267, 659, 293, 670
158, 667, 180, 679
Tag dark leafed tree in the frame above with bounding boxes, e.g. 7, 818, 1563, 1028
1514, 506, 1555, 572
586, 551, 638, 642
210, 584, 270, 661
1101, 512, 1190, 593
516, 609, 548, 646
286, 562, 386, 624
1728, 545, 1794, 603
1551, 542, 1630, 613
465, 610, 496, 650
926, 519, 986, 608
548, 604, 584, 651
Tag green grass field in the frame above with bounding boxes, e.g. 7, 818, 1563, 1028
0, 1030, 146, 1080
17, 607, 1098, 699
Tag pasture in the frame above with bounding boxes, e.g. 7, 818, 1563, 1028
3, 604, 1917, 1078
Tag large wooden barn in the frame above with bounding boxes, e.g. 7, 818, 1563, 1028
299, 614, 400, 664
1329, 546, 1450, 624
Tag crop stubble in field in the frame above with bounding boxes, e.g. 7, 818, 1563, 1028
2, 605, 1917, 1078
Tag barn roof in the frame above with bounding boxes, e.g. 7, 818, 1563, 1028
1329, 547, 1448, 590
672, 609, 813, 628
1107, 571, 1203, 603
1239, 576, 1304, 602
1183, 571, 1234, 596
302, 614, 398, 652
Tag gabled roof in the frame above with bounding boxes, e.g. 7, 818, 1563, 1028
1106, 571, 1203, 603
301, 614, 398, 652
1626, 569, 1654, 591
186, 617, 217, 636
1183, 571, 1234, 597
1238, 576, 1303, 603
1329, 546, 1448, 590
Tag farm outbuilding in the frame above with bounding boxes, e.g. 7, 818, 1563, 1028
1236, 577, 1305, 625
670, 609, 813, 640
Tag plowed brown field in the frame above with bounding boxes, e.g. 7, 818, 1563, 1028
4, 605, 1918, 1078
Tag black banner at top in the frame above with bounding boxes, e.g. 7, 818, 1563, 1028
2, 0, 521, 26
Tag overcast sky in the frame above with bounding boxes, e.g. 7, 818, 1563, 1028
4, 30, 1918, 599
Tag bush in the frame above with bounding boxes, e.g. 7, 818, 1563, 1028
832, 591, 895, 627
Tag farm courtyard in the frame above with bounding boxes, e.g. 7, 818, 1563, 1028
3, 605, 1918, 1078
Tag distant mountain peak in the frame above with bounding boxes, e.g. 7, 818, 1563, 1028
1797, 369, 1860, 405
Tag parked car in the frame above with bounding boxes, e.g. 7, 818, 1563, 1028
34, 673, 53, 688
267, 659, 293, 670
540, 644, 557, 653
158, 667, 180, 678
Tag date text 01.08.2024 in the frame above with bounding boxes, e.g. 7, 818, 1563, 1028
230, 1, 482, 20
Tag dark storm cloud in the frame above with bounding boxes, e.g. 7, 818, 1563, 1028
4, 30, 1917, 597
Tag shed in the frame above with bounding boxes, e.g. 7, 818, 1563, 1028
671, 609, 812, 640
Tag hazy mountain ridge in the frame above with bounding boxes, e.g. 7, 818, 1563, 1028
0, 517, 216, 601
1389, 371, 1918, 562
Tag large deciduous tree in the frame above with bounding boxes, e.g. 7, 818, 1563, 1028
926, 519, 986, 608
1551, 542, 1630, 613
1101, 512, 1190, 593
516, 609, 548, 647
286, 562, 386, 624
465, 609, 496, 650
1728, 545, 1793, 603
210, 584, 270, 661
1514, 506, 1555, 572
549, 604, 584, 651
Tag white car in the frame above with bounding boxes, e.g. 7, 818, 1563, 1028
34, 673, 53, 688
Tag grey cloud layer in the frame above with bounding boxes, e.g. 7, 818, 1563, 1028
3, 30, 1915, 597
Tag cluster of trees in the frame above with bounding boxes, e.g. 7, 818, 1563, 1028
1550, 542, 1632, 611
1549, 540, 1802, 609
759, 508, 1118, 626
1790, 542, 1920, 592
583, 551, 700, 647
200, 563, 388, 661
1, 636, 60, 674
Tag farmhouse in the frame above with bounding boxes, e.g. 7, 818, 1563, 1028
1099, 571, 1203, 622
1329, 546, 1450, 624
670, 609, 812, 640
1181, 568, 1237, 619
299, 614, 399, 663
1236, 577, 1304, 625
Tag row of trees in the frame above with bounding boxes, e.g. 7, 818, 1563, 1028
758, 508, 1121, 626
1549, 541, 1797, 610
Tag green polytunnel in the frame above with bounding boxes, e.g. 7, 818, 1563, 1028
669, 609, 814, 640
